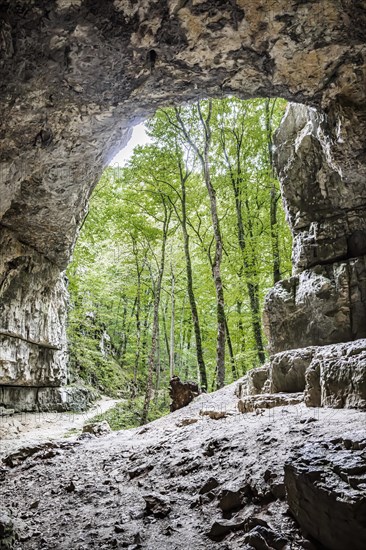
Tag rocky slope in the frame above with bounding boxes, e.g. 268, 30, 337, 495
1, 380, 365, 549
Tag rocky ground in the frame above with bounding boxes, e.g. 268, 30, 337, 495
1, 381, 366, 550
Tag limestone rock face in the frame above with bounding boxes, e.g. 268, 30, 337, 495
0, 229, 68, 387
266, 99, 366, 355
274, 105, 366, 273
270, 348, 314, 393
238, 340, 366, 411
0, 385, 96, 413
0, 1, 365, 409
285, 435, 366, 550
304, 339, 366, 409
264, 256, 366, 353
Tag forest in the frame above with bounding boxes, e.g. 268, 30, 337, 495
66, 97, 292, 426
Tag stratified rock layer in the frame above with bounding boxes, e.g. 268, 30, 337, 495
265, 102, 366, 353
285, 435, 366, 550
238, 339, 366, 410
0, 229, 67, 387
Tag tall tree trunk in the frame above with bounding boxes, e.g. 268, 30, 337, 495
265, 98, 281, 284
180, 174, 208, 390
169, 265, 175, 379
220, 123, 266, 365
141, 294, 152, 378
133, 271, 142, 392
161, 298, 171, 361
184, 322, 192, 380
224, 315, 237, 380
141, 201, 171, 425
236, 299, 247, 375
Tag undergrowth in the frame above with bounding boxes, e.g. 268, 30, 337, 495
90, 393, 170, 430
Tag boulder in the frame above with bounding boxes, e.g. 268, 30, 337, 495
143, 494, 171, 518
238, 393, 303, 414
247, 365, 270, 395
82, 421, 111, 437
264, 261, 364, 354
0, 510, 16, 550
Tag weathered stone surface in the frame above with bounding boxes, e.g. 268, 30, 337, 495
238, 392, 303, 414
83, 420, 111, 437
304, 339, 366, 409
237, 340, 366, 410
0, 230, 68, 390
275, 104, 366, 271
270, 348, 314, 393
0, 384, 95, 413
0, 509, 16, 550
264, 257, 366, 353
247, 365, 270, 395
266, 98, 366, 356
169, 376, 200, 412
1, 2, 362, 268
1, 376, 366, 550
285, 435, 366, 550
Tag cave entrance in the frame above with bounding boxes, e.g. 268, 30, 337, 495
66, 97, 293, 426
0, 1, 365, 416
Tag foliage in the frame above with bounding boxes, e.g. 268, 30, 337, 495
90, 393, 170, 430
66, 97, 292, 422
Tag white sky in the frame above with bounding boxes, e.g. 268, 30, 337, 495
109, 123, 151, 166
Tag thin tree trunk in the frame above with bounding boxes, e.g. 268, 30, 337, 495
265, 98, 281, 284
180, 184, 208, 389
141, 201, 171, 425
184, 322, 192, 380
169, 265, 175, 379
133, 272, 142, 390
141, 294, 153, 376
220, 123, 266, 365
161, 298, 171, 361
236, 300, 247, 375
224, 315, 237, 379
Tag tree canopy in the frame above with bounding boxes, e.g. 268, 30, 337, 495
67, 97, 292, 424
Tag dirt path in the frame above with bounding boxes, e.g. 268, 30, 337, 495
0, 397, 119, 459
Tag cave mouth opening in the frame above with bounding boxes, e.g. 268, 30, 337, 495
65, 96, 293, 428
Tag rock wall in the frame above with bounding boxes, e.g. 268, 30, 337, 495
0, 229, 68, 385
0, 1, 365, 409
0, 228, 69, 410
264, 102, 366, 353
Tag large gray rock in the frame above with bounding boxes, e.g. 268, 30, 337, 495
264, 257, 366, 353
0, 385, 96, 413
285, 435, 366, 550
274, 104, 366, 273
304, 339, 366, 409
270, 348, 314, 393
238, 392, 303, 414
247, 365, 270, 395
0, 509, 16, 550
0, 230, 68, 389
